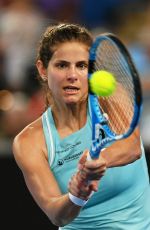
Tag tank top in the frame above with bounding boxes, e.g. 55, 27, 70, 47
42, 103, 150, 230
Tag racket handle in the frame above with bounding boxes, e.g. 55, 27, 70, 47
87, 148, 106, 161
87, 152, 92, 161
88, 147, 102, 159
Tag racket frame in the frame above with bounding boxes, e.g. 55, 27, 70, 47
88, 33, 143, 159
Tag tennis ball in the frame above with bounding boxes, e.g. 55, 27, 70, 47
89, 70, 116, 96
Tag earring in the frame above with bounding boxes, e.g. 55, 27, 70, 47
42, 76, 47, 81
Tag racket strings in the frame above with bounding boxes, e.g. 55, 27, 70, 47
95, 40, 135, 135
96, 44, 134, 101
100, 95, 133, 135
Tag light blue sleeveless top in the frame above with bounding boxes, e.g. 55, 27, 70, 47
42, 104, 150, 229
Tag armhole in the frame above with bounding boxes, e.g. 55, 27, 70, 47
140, 136, 145, 154
42, 111, 55, 166
88, 95, 92, 119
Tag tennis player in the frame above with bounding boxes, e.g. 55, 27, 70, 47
13, 23, 150, 229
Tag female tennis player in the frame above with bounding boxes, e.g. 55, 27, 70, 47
12, 23, 150, 229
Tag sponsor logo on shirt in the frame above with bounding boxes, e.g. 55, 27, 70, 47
57, 151, 83, 166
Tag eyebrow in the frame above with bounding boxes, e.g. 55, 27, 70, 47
56, 60, 88, 64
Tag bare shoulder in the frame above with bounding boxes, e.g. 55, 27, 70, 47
13, 116, 43, 141
12, 116, 47, 170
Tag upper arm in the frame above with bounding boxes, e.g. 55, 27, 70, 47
12, 123, 61, 214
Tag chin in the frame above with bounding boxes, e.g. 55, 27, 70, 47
65, 99, 78, 105
65, 95, 87, 105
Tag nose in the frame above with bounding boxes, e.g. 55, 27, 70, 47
66, 66, 78, 82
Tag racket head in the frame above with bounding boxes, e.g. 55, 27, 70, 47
88, 33, 142, 137
88, 33, 143, 158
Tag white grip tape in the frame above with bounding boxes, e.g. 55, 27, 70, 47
68, 193, 88, 207
87, 152, 92, 161
87, 148, 106, 161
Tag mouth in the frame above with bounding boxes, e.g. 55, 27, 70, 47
63, 86, 79, 93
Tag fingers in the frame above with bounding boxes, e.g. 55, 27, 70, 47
78, 156, 107, 181
81, 165, 106, 180
68, 173, 93, 200
78, 149, 89, 170
68, 151, 107, 201
89, 181, 99, 192
85, 156, 107, 169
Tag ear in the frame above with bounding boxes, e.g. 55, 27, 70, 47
36, 60, 47, 81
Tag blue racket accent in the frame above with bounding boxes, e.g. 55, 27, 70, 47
88, 33, 142, 159
89, 94, 114, 158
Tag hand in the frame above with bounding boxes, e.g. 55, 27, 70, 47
68, 150, 107, 200
77, 150, 107, 192
68, 172, 93, 200
78, 150, 107, 181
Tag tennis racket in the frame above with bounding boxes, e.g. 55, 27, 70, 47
88, 33, 142, 159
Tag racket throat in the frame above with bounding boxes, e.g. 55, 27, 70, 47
90, 137, 112, 159
90, 125, 106, 158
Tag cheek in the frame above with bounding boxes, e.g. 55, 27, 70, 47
47, 73, 62, 95
82, 75, 88, 91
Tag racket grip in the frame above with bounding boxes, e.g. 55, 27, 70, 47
88, 148, 106, 161
87, 152, 92, 161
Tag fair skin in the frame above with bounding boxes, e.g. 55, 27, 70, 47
13, 41, 141, 227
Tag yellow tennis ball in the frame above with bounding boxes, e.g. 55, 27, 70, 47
89, 70, 116, 96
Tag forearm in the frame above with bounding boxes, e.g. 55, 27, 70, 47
42, 171, 93, 227
24, 171, 84, 227
101, 127, 141, 168
44, 193, 82, 227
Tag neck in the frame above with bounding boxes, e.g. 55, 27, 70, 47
51, 100, 88, 135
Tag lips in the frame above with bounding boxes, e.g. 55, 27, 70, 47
63, 86, 79, 92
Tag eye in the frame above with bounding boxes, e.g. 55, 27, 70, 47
77, 62, 88, 70
55, 62, 68, 69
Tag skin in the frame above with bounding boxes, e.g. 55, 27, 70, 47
13, 41, 141, 227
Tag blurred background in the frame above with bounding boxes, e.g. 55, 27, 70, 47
0, 0, 150, 229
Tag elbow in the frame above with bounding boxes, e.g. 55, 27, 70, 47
133, 147, 142, 161
136, 149, 142, 160
47, 212, 71, 227
132, 132, 142, 161
50, 218, 69, 227
43, 208, 68, 227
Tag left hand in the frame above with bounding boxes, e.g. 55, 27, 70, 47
77, 150, 107, 191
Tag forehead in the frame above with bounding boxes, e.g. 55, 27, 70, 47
51, 41, 89, 60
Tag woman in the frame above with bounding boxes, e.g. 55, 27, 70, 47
13, 23, 150, 229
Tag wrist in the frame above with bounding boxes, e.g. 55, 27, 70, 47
68, 192, 89, 207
